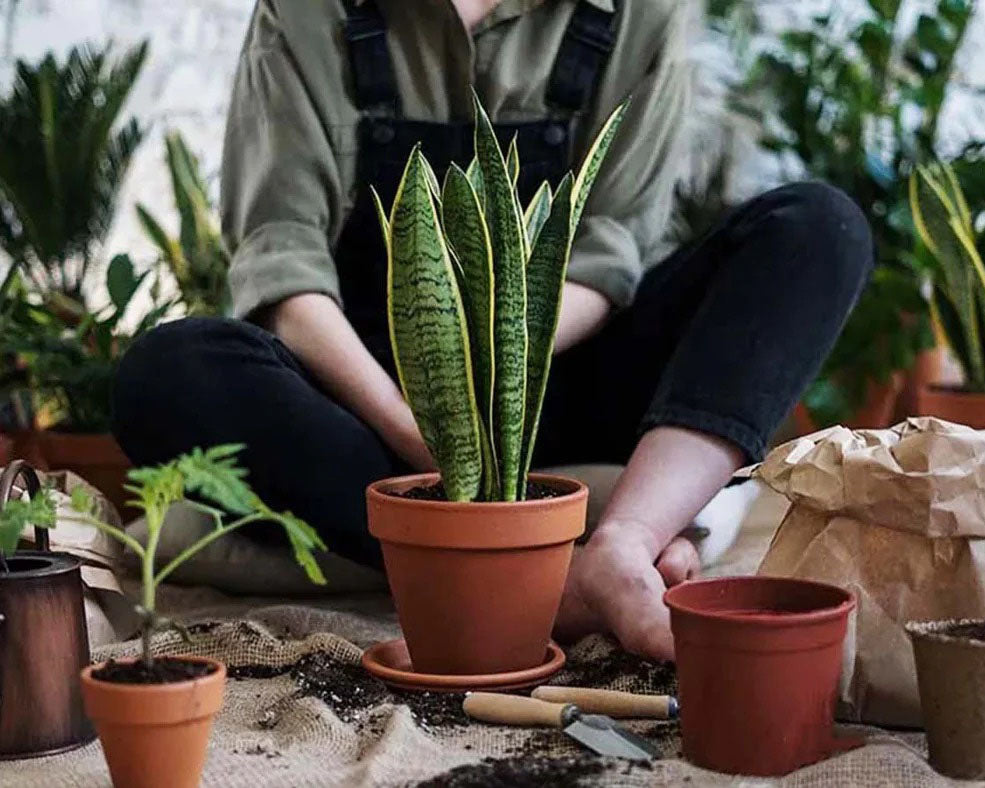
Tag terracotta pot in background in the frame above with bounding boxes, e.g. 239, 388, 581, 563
896, 348, 945, 420
912, 386, 985, 428
9, 431, 134, 520
665, 576, 857, 777
907, 620, 985, 780
367, 473, 587, 675
794, 371, 905, 434
81, 657, 225, 788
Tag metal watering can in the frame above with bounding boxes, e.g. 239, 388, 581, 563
0, 460, 94, 759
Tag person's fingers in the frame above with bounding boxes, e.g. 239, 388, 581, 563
553, 548, 604, 644
656, 537, 701, 587
594, 563, 675, 661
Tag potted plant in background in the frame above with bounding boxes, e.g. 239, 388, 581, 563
909, 161, 985, 426
364, 94, 622, 678
0, 460, 94, 760
137, 131, 232, 317
742, 0, 981, 429
10, 444, 327, 788
0, 43, 153, 512
907, 619, 985, 779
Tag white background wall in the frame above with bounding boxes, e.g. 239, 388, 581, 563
1, 0, 983, 269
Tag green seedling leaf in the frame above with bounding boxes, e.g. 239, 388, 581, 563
0, 485, 57, 556
175, 444, 255, 515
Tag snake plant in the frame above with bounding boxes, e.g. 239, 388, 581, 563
910, 162, 985, 391
373, 94, 626, 502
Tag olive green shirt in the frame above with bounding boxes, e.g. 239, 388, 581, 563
221, 0, 690, 320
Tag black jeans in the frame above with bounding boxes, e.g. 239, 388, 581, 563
113, 183, 872, 568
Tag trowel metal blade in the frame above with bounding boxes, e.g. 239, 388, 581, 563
563, 714, 660, 761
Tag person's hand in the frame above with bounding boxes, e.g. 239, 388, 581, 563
553, 521, 700, 660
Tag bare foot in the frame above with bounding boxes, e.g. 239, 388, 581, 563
554, 522, 675, 660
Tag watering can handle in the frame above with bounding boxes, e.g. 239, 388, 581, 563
0, 460, 49, 552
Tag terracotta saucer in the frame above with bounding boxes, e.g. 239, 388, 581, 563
361, 639, 566, 692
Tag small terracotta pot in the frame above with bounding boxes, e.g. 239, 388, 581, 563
81, 657, 225, 788
912, 385, 985, 428
665, 576, 856, 776
10, 431, 134, 520
367, 472, 587, 676
907, 619, 985, 780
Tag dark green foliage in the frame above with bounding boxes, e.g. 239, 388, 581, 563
0, 484, 56, 558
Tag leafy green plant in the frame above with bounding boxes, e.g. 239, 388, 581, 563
911, 161, 985, 391
0, 445, 327, 666
0, 482, 55, 569
373, 94, 625, 502
743, 0, 980, 424
137, 131, 231, 317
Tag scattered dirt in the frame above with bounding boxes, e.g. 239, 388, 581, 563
228, 664, 293, 680
91, 656, 217, 684
393, 481, 562, 501
415, 755, 608, 787
941, 621, 985, 641
233, 744, 282, 759
559, 645, 677, 695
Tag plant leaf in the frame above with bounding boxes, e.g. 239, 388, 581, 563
472, 91, 528, 501
506, 135, 520, 187
175, 444, 255, 515
519, 175, 574, 488
441, 163, 499, 499
387, 146, 483, 501
524, 181, 553, 248
572, 102, 629, 230
0, 485, 56, 557
466, 157, 486, 208
106, 253, 141, 313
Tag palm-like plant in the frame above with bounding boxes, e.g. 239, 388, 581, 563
0, 42, 148, 299
373, 94, 625, 502
137, 132, 231, 317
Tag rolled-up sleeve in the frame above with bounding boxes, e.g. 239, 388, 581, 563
221, 2, 347, 320
566, 2, 690, 308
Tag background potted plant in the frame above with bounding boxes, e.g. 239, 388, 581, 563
365, 95, 622, 677
137, 131, 232, 317
740, 0, 981, 429
17, 444, 328, 788
907, 619, 985, 779
909, 160, 985, 425
0, 43, 154, 512
0, 460, 94, 759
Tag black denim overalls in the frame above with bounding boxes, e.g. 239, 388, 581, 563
334, 0, 618, 373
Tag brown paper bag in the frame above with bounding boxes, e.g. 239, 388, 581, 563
756, 417, 985, 728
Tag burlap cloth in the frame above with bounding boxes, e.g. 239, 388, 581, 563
2, 490, 944, 787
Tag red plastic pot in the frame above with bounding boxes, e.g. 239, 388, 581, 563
665, 576, 856, 776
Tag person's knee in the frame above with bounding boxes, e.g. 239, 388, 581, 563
773, 182, 873, 290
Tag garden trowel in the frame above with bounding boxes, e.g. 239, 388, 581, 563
463, 692, 664, 761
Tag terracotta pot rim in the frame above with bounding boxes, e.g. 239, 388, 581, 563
81, 656, 227, 693
664, 576, 855, 627
919, 384, 985, 398
906, 618, 985, 649
367, 472, 587, 510
0, 550, 80, 579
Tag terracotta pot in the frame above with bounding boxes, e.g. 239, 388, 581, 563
794, 372, 905, 434
912, 385, 985, 428
10, 431, 134, 520
907, 619, 985, 780
896, 348, 945, 420
665, 576, 856, 776
81, 657, 226, 788
0, 461, 94, 759
367, 472, 587, 675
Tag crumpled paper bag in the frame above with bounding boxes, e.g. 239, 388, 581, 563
756, 417, 985, 728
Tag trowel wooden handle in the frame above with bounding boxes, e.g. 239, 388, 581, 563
531, 686, 677, 719
463, 692, 568, 727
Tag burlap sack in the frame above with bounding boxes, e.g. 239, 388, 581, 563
756, 417, 985, 728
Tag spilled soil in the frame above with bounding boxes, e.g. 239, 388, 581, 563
415, 755, 608, 787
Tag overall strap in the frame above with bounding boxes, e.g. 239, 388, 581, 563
343, 0, 400, 112
546, 0, 618, 113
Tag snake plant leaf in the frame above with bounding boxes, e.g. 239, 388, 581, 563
422, 156, 442, 202
466, 157, 486, 209
473, 91, 528, 501
506, 136, 520, 187
524, 181, 552, 248
387, 146, 483, 501
911, 165, 985, 386
572, 102, 629, 229
441, 163, 499, 499
519, 174, 574, 488
370, 186, 391, 254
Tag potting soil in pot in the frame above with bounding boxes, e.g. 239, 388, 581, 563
1, 615, 946, 786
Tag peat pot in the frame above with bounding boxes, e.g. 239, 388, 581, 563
907, 619, 985, 780
665, 576, 857, 776
367, 472, 587, 675
0, 461, 94, 759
